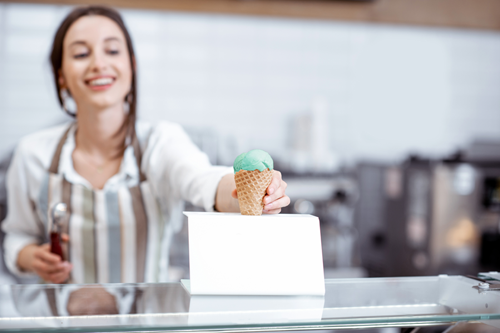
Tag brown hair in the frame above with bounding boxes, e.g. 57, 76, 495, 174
49, 5, 137, 142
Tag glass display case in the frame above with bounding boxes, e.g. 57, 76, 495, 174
1, 274, 499, 332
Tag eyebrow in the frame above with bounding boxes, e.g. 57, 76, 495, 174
69, 41, 87, 47
104, 37, 122, 43
69, 37, 122, 47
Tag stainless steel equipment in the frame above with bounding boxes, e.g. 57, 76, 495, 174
356, 144, 500, 277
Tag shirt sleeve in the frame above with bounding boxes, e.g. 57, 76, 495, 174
1, 140, 45, 277
141, 122, 233, 213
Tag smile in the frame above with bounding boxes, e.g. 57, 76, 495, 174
87, 77, 115, 87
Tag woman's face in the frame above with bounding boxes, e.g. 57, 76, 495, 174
61, 15, 132, 111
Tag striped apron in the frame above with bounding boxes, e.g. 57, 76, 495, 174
39, 126, 167, 284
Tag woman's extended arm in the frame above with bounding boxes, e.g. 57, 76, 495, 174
143, 122, 290, 214
215, 171, 290, 213
214, 174, 239, 212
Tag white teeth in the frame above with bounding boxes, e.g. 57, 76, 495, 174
89, 78, 113, 86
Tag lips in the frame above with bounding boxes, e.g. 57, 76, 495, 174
85, 76, 115, 90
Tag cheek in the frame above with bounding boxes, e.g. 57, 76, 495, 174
62, 61, 87, 89
119, 60, 133, 88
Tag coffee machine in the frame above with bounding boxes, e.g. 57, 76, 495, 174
356, 141, 500, 277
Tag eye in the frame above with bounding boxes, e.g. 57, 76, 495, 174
107, 49, 120, 55
73, 53, 88, 59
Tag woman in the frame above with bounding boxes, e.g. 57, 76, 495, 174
2, 6, 290, 284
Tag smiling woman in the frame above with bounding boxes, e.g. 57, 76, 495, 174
49, 8, 136, 190
56, 14, 133, 189
50, 7, 136, 122
1, 6, 290, 285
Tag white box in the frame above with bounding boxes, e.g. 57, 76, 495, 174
183, 212, 325, 296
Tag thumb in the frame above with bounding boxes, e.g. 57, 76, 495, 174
61, 233, 70, 243
231, 189, 238, 199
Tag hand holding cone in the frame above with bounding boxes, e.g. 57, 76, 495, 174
233, 150, 274, 216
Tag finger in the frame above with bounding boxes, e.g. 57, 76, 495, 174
264, 195, 290, 211
264, 180, 287, 205
47, 272, 68, 284
263, 208, 281, 214
61, 234, 70, 243
38, 273, 52, 283
38, 243, 55, 254
231, 189, 238, 199
48, 265, 71, 284
36, 249, 62, 265
33, 252, 68, 273
267, 171, 282, 195
33, 260, 65, 275
32, 260, 51, 274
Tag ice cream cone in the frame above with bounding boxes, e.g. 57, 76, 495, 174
235, 168, 273, 216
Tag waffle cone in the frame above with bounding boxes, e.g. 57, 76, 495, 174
234, 169, 273, 216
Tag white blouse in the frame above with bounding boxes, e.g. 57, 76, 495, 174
2, 120, 233, 280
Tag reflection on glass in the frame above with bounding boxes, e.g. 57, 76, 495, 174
1, 276, 500, 332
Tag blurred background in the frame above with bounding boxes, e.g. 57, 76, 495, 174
0, 0, 500, 287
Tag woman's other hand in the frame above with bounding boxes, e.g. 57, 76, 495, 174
17, 240, 72, 284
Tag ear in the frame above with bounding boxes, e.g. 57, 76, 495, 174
58, 70, 66, 88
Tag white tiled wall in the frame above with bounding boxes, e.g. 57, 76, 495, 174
0, 3, 499, 168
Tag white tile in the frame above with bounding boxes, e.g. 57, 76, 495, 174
1, 4, 500, 164
134, 41, 162, 62
5, 3, 60, 30
210, 16, 261, 42
165, 43, 208, 63
3, 62, 47, 83
121, 9, 163, 36
5, 32, 52, 57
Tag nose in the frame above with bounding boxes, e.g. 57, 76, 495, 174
89, 49, 107, 72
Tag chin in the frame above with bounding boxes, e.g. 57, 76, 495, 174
91, 97, 125, 110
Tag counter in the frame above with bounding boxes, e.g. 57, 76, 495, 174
1, 275, 499, 332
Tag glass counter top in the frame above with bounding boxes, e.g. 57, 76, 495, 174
1, 275, 499, 332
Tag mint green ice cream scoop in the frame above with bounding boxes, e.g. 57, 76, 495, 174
233, 150, 274, 173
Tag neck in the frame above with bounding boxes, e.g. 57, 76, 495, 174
75, 103, 128, 160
